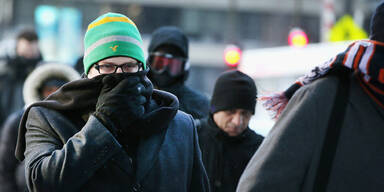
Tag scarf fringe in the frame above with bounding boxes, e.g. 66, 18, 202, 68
262, 40, 384, 119
260, 93, 288, 120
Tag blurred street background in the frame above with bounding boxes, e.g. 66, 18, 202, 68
0, 0, 380, 135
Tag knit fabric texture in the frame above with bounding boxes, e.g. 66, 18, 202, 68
148, 26, 189, 58
210, 70, 257, 114
83, 12, 145, 74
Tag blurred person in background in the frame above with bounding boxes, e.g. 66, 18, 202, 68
15, 13, 209, 192
147, 26, 209, 119
0, 63, 80, 192
0, 29, 42, 127
74, 56, 84, 75
237, 2, 384, 191
197, 70, 264, 192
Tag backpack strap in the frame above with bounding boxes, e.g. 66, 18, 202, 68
313, 69, 351, 192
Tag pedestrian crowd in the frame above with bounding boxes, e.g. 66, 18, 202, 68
0, 1, 383, 192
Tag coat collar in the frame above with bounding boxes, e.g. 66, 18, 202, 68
109, 89, 178, 182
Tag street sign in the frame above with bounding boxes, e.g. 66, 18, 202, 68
329, 15, 367, 42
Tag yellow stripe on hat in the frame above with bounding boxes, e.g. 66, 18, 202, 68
87, 16, 137, 31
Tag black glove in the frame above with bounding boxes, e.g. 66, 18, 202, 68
140, 75, 153, 111
93, 74, 147, 137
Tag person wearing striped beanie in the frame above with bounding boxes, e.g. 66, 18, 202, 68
83, 12, 146, 77
237, 2, 384, 191
15, 12, 209, 192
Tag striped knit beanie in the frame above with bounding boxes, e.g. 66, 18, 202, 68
83, 12, 146, 74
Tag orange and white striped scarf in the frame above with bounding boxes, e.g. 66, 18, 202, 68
262, 40, 384, 120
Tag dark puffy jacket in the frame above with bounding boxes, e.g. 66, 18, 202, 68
0, 56, 40, 127
15, 78, 209, 192
0, 74, 24, 128
197, 116, 264, 192
164, 84, 209, 119
0, 110, 25, 192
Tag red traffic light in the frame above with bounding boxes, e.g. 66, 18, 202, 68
224, 44, 242, 67
288, 28, 308, 48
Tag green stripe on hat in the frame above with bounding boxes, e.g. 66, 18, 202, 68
83, 12, 146, 74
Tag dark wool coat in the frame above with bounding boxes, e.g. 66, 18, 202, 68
0, 56, 40, 127
197, 116, 264, 192
237, 75, 384, 192
16, 85, 209, 192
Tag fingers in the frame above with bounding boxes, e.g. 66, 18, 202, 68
141, 76, 152, 88
100, 75, 121, 94
111, 77, 140, 93
141, 76, 153, 97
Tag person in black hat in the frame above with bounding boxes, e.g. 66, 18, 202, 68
237, 1, 384, 191
197, 70, 264, 192
147, 26, 209, 119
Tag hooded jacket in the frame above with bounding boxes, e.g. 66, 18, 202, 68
147, 26, 210, 119
198, 115, 264, 192
14, 76, 209, 192
0, 63, 80, 192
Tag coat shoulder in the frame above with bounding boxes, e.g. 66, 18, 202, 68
28, 106, 65, 124
172, 110, 194, 127
167, 110, 196, 138
26, 106, 77, 137
296, 75, 340, 101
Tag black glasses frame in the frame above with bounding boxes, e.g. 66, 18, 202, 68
94, 62, 143, 74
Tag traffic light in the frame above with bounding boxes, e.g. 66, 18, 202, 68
224, 44, 242, 68
288, 28, 308, 48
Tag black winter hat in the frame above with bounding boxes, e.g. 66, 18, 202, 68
211, 70, 257, 114
148, 26, 189, 58
370, 1, 384, 42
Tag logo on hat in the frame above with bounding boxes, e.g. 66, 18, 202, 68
110, 45, 119, 52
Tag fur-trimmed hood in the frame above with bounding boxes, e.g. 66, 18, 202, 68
23, 63, 80, 106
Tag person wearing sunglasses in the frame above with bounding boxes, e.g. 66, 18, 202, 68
147, 26, 210, 119
15, 13, 209, 192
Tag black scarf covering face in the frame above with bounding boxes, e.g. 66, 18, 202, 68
262, 40, 384, 119
15, 69, 179, 161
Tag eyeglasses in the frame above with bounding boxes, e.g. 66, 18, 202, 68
147, 52, 186, 76
94, 62, 143, 74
